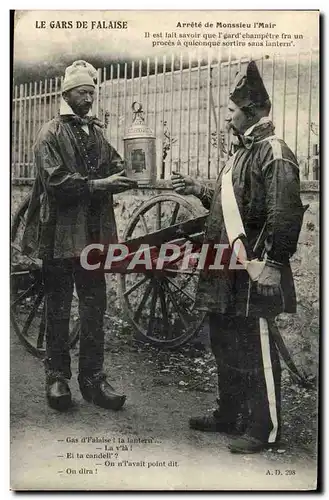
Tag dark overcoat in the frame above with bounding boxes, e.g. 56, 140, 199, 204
22, 116, 123, 260
195, 121, 304, 318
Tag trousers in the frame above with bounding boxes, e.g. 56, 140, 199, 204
43, 259, 107, 379
209, 313, 281, 443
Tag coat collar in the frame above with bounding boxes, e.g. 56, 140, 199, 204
244, 116, 272, 137
238, 117, 275, 149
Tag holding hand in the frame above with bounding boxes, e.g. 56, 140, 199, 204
257, 265, 281, 297
91, 170, 138, 193
171, 171, 202, 196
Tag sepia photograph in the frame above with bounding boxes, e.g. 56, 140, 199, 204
10, 9, 319, 490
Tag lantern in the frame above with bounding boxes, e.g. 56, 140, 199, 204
123, 102, 156, 187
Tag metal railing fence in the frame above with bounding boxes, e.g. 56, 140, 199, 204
12, 49, 319, 182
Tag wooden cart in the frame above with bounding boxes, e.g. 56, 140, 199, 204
11, 192, 208, 357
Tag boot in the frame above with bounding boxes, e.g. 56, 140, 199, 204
46, 372, 72, 412
228, 434, 280, 454
78, 372, 126, 411
189, 407, 246, 435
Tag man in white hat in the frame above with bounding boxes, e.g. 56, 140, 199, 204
23, 60, 137, 412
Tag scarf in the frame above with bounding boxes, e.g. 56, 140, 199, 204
61, 114, 104, 128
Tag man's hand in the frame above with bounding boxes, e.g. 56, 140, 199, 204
171, 171, 202, 196
257, 265, 281, 297
91, 170, 138, 193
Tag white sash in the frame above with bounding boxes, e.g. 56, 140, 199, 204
221, 155, 279, 443
221, 154, 265, 282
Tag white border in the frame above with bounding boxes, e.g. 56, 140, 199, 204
2, 2, 325, 498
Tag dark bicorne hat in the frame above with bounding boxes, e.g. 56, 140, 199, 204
229, 60, 269, 109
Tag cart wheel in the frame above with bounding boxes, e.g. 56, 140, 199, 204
118, 194, 207, 348
11, 195, 80, 358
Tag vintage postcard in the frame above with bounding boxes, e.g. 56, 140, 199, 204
10, 10, 319, 491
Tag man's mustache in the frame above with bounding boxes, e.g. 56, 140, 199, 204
225, 122, 239, 135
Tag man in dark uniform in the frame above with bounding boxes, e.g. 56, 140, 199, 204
172, 61, 304, 453
22, 60, 137, 412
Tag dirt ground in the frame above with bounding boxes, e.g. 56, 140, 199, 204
10, 311, 318, 491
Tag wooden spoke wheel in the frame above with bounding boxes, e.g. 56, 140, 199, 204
10, 195, 80, 358
118, 194, 207, 348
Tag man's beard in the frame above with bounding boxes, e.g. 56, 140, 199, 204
71, 102, 92, 117
78, 104, 92, 116
228, 124, 240, 136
